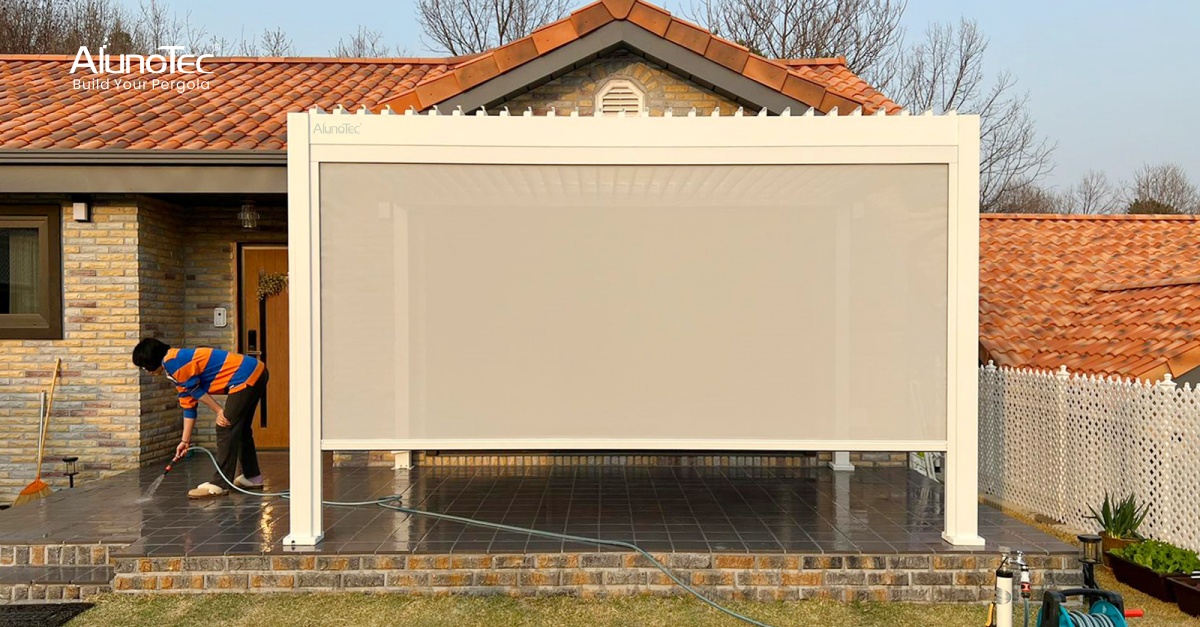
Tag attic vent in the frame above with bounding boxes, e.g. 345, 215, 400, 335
597, 79, 644, 116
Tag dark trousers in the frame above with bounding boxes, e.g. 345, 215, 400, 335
213, 369, 268, 488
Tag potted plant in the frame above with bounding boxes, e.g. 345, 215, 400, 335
1086, 493, 1148, 565
1107, 540, 1200, 602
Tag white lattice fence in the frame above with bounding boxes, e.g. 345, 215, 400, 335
979, 363, 1200, 553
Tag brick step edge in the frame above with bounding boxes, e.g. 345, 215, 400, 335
110, 553, 1084, 603
0, 565, 113, 586
0, 583, 112, 603
0, 545, 120, 568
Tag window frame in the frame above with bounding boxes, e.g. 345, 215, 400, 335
0, 205, 63, 340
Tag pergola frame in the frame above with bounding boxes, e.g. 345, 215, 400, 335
284, 107, 984, 548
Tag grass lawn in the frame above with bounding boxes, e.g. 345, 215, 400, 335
66, 571, 1198, 627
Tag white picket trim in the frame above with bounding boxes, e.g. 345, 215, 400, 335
979, 362, 1200, 552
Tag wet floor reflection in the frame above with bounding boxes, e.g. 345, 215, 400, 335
0, 453, 1074, 557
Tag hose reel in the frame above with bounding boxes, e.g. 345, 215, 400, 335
1037, 589, 1130, 627
988, 537, 1140, 627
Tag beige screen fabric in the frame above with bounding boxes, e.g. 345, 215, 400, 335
319, 164, 949, 444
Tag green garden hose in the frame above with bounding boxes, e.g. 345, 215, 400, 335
183, 446, 778, 627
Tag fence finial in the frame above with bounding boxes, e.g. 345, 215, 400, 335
1157, 372, 1177, 390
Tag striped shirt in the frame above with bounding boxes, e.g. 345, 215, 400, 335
162, 348, 265, 419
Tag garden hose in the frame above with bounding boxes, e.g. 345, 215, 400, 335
180, 446, 778, 627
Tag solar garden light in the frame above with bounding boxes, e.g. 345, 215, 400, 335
61, 456, 79, 488
1079, 534, 1103, 591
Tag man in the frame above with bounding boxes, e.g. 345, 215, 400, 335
132, 338, 269, 498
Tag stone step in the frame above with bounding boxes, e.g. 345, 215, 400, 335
0, 565, 113, 585
0, 544, 120, 568
0, 565, 113, 602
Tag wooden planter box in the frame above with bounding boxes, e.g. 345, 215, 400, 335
1107, 552, 1188, 602
1168, 577, 1200, 617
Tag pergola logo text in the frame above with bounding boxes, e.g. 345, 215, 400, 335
313, 123, 363, 135
69, 46, 215, 93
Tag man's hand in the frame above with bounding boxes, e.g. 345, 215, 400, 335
175, 440, 190, 460
215, 410, 230, 428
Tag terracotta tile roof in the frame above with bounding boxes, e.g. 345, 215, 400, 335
780, 58, 901, 115
0, 0, 899, 151
0, 56, 451, 150
380, 0, 899, 116
980, 214, 1200, 380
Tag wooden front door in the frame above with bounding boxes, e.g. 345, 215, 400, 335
239, 246, 289, 449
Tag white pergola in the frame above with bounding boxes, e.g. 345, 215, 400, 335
284, 106, 984, 548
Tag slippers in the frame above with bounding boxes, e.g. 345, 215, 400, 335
187, 482, 228, 499
234, 475, 264, 490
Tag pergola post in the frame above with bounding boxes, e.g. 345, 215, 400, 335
283, 111, 324, 547
941, 115, 984, 547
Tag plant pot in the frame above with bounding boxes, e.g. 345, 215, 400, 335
1107, 552, 1188, 602
1168, 577, 1200, 617
1101, 534, 1136, 568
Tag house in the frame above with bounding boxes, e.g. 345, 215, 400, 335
0, 0, 909, 499
980, 213, 1200, 385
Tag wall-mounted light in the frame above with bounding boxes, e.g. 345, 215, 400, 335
72, 201, 90, 222
238, 201, 260, 230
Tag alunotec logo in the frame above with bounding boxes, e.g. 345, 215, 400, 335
313, 123, 363, 135
69, 45, 215, 94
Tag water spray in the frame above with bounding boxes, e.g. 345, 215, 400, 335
139, 449, 186, 502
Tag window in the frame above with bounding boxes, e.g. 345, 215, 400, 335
0, 206, 62, 339
597, 79, 645, 116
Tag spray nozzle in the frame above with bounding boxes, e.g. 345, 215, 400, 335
163, 448, 188, 475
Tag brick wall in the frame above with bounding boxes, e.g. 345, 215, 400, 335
0, 199, 142, 500
500, 50, 741, 116
137, 200, 185, 464
112, 552, 1083, 602
0, 197, 285, 500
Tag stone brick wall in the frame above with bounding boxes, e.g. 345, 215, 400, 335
0, 199, 143, 500
137, 199, 186, 464
0, 543, 117, 567
112, 552, 1082, 602
501, 50, 741, 116
0, 196, 285, 500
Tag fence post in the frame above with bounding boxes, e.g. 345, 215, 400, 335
1154, 373, 1177, 544
1054, 365, 1071, 523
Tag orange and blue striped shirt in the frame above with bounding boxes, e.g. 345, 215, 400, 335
162, 348, 265, 419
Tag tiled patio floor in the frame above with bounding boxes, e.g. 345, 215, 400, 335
0, 453, 1074, 558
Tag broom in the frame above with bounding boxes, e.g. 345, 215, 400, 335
14, 358, 60, 506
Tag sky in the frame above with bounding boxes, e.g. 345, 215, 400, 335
148, 0, 1198, 193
